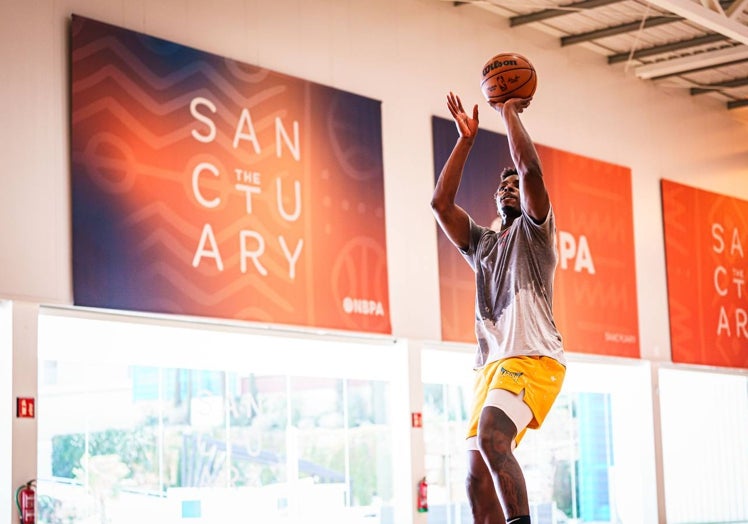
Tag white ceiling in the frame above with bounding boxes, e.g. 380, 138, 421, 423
442, 0, 748, 111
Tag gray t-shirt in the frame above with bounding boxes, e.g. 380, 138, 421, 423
461, 208, 565, 369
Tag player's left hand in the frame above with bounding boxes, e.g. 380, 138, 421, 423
447, 91, 479, 140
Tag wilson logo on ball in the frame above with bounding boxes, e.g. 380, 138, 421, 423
482, 60, 518, 76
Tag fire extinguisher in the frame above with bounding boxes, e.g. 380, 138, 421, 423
15, 479, 35, 524
417, 476, 428, 513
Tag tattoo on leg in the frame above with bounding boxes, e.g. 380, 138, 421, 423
466, 451, 504, 524
479, 406, 529, 518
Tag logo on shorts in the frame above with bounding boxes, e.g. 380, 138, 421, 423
499, 367, 524, 383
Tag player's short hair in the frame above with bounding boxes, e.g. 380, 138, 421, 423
494, 167, 519, 199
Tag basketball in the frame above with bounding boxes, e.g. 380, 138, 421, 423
480, 52, 537, 104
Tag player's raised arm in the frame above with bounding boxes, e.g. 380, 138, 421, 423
494, 97, 549, 223
431, 92, 479, 251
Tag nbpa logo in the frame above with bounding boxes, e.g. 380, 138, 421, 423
343, 297, 385, 316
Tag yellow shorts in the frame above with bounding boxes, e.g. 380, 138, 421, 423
466, 356, 565, 446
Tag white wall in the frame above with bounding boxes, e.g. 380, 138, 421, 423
2, 0, 748, 519
3, 0, 748, 348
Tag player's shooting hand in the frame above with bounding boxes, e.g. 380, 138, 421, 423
447, 92, 479, 140
490, 96, 532, 115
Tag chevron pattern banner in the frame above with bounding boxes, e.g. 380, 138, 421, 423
71, 15, 390, 334
432, 116, 639, 358
662, 179, 748, 369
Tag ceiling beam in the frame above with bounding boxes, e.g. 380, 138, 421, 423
726, 0, 748, 18
561, 16, 677, 46
650, 56, 748, 79
509, 0, 623, 26
634, 45, 748, 77
700, 0, 726, 15
727, 98, 748, 108
690, 75, 748, 94
608, 33, 728, 63
646, 0, 748, 45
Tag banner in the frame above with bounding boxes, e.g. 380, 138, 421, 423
71, 15, 390, 334
662, 179, 748, 369
432, 116, 639, 357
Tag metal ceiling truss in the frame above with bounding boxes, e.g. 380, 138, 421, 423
452, 0, 748, 110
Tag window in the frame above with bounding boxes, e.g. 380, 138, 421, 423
422, 349, 658, 524
659, 367, 748, 524
1, 300, 12, 519
37, 309, 401, 524
421, 349, 473, 524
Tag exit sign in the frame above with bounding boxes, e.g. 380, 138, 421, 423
16, 397, 35, 418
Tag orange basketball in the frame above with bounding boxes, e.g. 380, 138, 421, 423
480, 52, 537, 104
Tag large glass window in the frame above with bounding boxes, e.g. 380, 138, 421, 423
421, 349, 473, 524
659, 367, 748, 524
37, 309, 400, 524
422, 349, 658, 524
1, 300, 12, 521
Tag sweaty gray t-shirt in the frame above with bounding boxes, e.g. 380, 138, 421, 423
461, 208, 565, 369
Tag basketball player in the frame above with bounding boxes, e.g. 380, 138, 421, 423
430, 92, 566, 524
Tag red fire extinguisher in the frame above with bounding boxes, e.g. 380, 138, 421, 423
417, 476, 428, 513
15, 479, 35, 524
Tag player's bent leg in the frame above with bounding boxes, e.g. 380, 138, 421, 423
477, 405, 529, 519
466, 444, 504, 524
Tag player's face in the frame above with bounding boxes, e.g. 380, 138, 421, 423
495, 174, 520, 218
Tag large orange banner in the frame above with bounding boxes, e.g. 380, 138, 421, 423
662, 179, 748, 369
432, 117, 639, 357
71, 15, 390, 334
